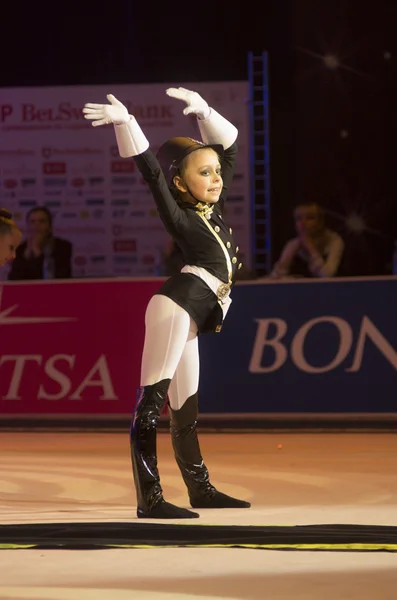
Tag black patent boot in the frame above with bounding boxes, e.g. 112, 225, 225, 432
130, 379, 199, 519
170, 393, 251, 509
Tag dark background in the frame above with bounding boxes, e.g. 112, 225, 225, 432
2, 0, 396, 274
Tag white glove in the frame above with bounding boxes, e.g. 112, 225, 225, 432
83, 94, 130, 126
166, 87, 210, 120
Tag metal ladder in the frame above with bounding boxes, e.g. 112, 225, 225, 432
248, 51, 271, 275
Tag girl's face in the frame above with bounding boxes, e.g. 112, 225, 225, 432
0, 229, 21, 266
174, 148, 223, 204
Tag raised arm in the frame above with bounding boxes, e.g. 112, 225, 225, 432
83, 94, 184, 235
269, 238, 300, 278
308, 234, 345, 278
165, 87, 237, 150
166, 87, 238, 204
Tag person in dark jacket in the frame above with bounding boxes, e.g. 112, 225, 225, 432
84, 87, 250, 520
8, 206, 72, 280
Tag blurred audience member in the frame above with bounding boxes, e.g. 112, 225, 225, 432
270, 202, 344, 279
0, 208, 22, 268
8, 206, 73, 280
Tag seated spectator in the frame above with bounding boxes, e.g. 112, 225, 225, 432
270, 202, 344, 278
8, 206, 72, 280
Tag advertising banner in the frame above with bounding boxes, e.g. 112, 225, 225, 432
3, 277, 396, 418
0, 82, 250, 280
199, 277, 397, 414
0, 279, 161, 415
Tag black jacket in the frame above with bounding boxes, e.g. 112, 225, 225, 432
8, 237, 73, 280
134, 142, 241, 284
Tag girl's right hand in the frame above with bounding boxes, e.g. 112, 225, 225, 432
83, 94, 130, 126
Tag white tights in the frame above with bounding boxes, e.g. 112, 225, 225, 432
140, 295, 199, 410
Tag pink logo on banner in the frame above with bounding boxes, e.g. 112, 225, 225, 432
43, 162, 66, 175
111, 161, 135, 173
0, 280, 162, 415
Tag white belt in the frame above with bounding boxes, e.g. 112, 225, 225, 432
181, 265, 232, 317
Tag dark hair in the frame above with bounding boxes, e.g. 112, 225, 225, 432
26, 205, 53, 227
0, 208, 19, 237
294, 202, 325, 219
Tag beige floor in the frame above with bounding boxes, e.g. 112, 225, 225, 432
1, 431, 397, 599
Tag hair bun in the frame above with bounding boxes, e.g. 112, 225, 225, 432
0, 208, 12, 220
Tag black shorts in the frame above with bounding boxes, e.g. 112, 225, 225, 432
155, 272, 225, 334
